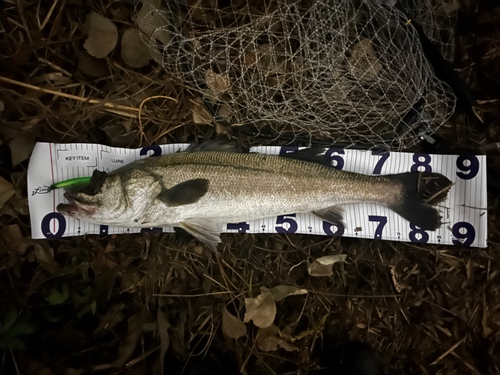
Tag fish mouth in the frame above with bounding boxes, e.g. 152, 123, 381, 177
57, 192, 97, 217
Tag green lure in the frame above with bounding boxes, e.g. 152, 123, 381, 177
49, 177, 92, 192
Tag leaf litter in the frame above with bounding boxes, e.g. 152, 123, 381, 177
1, 0, 500, 374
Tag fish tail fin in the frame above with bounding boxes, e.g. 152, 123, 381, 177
386, 172, 452, 231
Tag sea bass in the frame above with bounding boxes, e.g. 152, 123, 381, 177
56, 140, 451, 251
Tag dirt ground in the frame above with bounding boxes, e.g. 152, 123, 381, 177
1, 0, 500, 374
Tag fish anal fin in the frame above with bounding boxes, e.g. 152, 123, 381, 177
185, 138, 249, 153
313, 206, 345, 227
178, 219, 222, 252
158, 179, 209, 207
282, 148, 329, 166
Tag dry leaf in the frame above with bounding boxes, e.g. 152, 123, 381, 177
257, 335, 299, 352
9, 133, 35, 166
270, 285, 308, 302
243, 287, 276, 329
33, 245, 60, 275
157, 310, 170, 374
191, 98, 213, 125
348, 38, 382, 81
205, 69, 231, 96
0, 176, 15, 209
308, 254, 347, 277
77, 50, 108, 77
136, 0, 171, 45
222, 309, 247, 339
391, 266, 406, 293
112, 314, 145, 368
93, 304, 125, 335
121, 28, 152, 68
84, 12, 118, 59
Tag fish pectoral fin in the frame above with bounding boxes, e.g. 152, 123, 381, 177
158, 179, 209, 207
178, 219, 222, 252
312, 206, 346, 228
185, 138, 249, 153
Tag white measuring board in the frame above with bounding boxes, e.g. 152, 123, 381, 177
27, 142, 488, 248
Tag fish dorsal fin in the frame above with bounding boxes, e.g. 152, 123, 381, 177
281, 148, 329, 166
185, 138, 249, 153
312, 206, 346, 228
178, 219, 222, 252
158, 179, 209, 207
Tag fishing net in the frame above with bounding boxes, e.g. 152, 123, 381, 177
136, 0, 458, 150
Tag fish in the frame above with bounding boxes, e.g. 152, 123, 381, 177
56, 139, 452, 251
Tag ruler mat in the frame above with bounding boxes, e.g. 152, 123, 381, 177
27, 143, 488, 247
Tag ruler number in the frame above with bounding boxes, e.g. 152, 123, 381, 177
456, 155, 479, 180
140, 146, 162, 157
41, 212, 66, 238
322, 221, 344, 237
325, 149, 345, 170
227, 222, 250, 233
411, 153, 432, 173
452, 222, 476, 246
409, 224, 429, 243
368, 215, 387, 239
371, 151, 390, 174
275, 214, 298, 234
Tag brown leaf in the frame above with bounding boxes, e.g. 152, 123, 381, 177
191, 98, 213, 125
93, 304, 125, 335
121, 28, 152, 68
77, 50, 108, 77
157, 310, 170, 374
83, 12, 118, 59
0, 176, 15, 209
205, 69, 231, 97
136, 0, 171, 46
222, 309, 247, 339
308, 254, 347, 277
270, 285, 308, 302
112, 314, 145, 368
243, 287, 276, 329
257, 336, 299, 352
33, 245, 60, 275
9, 133, 35, 166
348, 38, 382, 81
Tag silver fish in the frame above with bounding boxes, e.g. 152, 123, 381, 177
57, 140, 451, 251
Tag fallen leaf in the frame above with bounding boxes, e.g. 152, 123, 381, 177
243, 287, 276, 328
77, 50, 108, 77
136, 0, 171, 46
34, 244, 60, 275
45, 284, 70, 305
9, 133, 35, 166
257, 335, 299, 352
270, 285, 308, 302
391, 266, 406, 293
191, 98, 213, 124
308, 254, 347, 277
157, 310, 170, 374
222, 309, 247, 339
84, 12, 118, 59
348, 38, 382, 81
205, 69, 231, 96
93, 303, 125, 335
112, 314, 145, 368
121, 28, 152, 68
0, 176, 15, 209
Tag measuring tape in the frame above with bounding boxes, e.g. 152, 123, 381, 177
28, 142, 487, 247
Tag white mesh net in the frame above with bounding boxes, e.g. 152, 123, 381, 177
136, 0, 458, 150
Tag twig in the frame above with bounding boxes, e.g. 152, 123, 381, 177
153, 290, 236, 298
0, 76, 140, 114
430, 336, 466, 365
40, 0, 59, 31
138, 95, 178, 142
